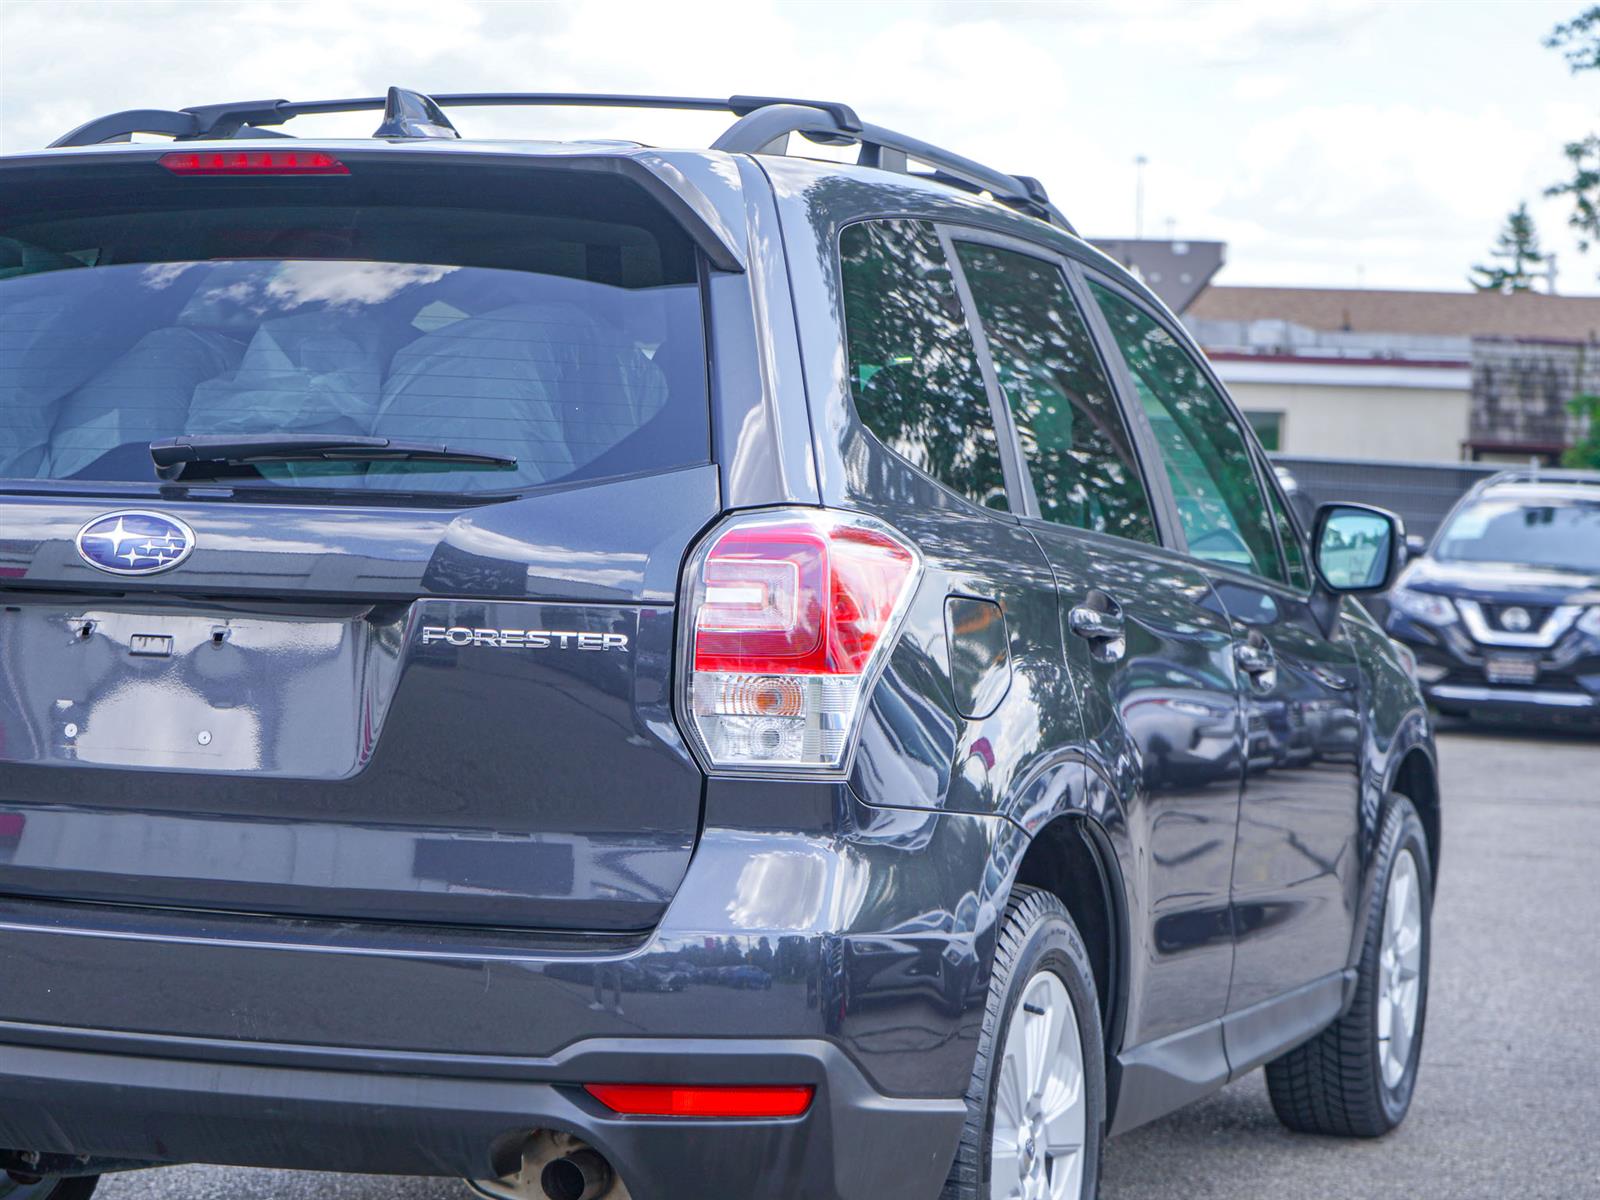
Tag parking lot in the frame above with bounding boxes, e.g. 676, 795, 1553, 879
97, 726, 1598, 1200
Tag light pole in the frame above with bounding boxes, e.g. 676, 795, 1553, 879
1134, 154, 1148, 239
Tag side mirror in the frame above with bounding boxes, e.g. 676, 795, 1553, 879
1405, 534, 1427, 561
1312, 502, 1405, 594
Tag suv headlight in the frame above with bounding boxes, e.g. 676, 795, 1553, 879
1389, 586, 1458, 627
1578, 606, 1600, 639
1389, 638, 1420, 687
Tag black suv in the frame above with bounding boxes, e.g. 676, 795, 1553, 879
1385, 468, 1600, 725
0, 90, 1440, 1200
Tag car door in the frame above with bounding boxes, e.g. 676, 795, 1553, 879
949, 234, 1244, 1052
1086, 277, 1363, 1034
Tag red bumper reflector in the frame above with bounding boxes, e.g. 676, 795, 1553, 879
584, 1083, 815, 1118
159, 150, 350, 176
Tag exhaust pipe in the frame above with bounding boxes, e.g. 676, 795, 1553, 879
540, 1149, 613, 1200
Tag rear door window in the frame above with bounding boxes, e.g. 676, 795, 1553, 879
838, 219, 1008, 511
1090, 282, 1285, 581
0, 159, 709, 493
954, 241, 1157, 544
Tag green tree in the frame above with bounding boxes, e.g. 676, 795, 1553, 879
1539, 12, 1600, 466
1546, 10, 1600, 268
1546, 5, 1600, 72
1469, 203, 1549, 292
1563, 393, 1600, 470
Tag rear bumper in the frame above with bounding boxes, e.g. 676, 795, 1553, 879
0, 1033, 964, 1199
0, 800, 1015, 1194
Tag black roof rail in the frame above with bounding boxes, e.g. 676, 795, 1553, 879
46, 88, 1071, 232
48, 91, 861, 148
710, 105, 1074, 231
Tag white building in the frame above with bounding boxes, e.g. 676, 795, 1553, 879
1184, 286, 1600, 463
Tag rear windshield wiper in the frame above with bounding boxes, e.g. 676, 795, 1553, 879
150, 435, 517, 481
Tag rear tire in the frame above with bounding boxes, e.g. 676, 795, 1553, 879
1265, 794, 1432, 1137
944, 885, 1105, 1200
0, 1176, 98, 1200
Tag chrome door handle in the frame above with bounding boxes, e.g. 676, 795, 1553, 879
1069, 599, 1127, 663
1235, 637, 1277, 691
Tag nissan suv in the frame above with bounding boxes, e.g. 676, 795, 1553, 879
0, 89, 1441, 1200
1386, 468, 1600, 725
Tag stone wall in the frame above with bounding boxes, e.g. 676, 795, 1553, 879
1470, 338, 1598, 454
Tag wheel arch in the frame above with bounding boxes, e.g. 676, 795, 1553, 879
1389, 744, 1442, 883
1007, 812, 1130, 1107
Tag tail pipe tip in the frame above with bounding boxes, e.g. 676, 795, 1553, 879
540, 1149, 613, 1200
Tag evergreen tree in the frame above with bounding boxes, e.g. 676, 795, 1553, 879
1545, 10, 1600, 276
1469, 204, 1549, 293
1546, 5, 1600, 73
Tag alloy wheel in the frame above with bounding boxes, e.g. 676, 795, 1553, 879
1377, 847, 1424, 1089
991, 969, 1086, 1200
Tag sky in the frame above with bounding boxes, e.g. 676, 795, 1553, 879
1, 0, 1595, 294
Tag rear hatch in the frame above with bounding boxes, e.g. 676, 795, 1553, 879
0, 147, 721, 930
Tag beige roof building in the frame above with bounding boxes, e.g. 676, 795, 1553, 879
1186, 285, 1600, 464
1190, 285, 1600, 343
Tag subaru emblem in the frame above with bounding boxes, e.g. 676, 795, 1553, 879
75, 510, 196, 576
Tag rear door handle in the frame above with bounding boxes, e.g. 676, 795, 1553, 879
1069, 596, 1127, 663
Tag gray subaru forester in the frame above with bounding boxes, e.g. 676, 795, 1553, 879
0, 88, 1440, 1200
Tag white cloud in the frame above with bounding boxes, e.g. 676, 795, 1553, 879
0, 0, 1592, 292
1232, 74, 1292, 102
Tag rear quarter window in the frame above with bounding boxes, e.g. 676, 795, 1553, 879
837, 218, 1008, 511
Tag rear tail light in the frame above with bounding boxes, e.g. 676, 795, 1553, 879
680, 509, 922, 773
159, 150, 350, 176
585, 1083, 814, 1118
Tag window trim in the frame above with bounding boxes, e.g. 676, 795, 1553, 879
937, 223, 1176, 550
937, 225, 1032, 515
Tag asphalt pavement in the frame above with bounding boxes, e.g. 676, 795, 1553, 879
96, 726, 1600, 1200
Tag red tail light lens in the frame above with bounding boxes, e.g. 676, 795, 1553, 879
585, 1083, 814, 1118
681, 509, 922, 772
159, 150, 350, 176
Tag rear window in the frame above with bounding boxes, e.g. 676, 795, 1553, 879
0, 158, 708, 494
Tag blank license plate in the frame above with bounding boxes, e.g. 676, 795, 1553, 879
1485, 654, 1540, 685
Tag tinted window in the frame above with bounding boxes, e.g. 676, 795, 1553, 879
1436, 496, 1600, 572
955, 242, 1156, 544
1265, 473, 1311, 589
1091, 283, 1284, 581
0, 161, 707, 493
839, 220, 1007, 510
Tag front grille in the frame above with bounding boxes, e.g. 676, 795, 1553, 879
1481, 603, 1554, 633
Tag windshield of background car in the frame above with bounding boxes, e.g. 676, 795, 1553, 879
0, 157, 709, 494
1434, 496, 1600, 572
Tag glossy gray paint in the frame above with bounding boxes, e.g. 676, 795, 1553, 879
0, 467, 723, 931
758, 153, 1436, 1131
0, 136, 1439, 1194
